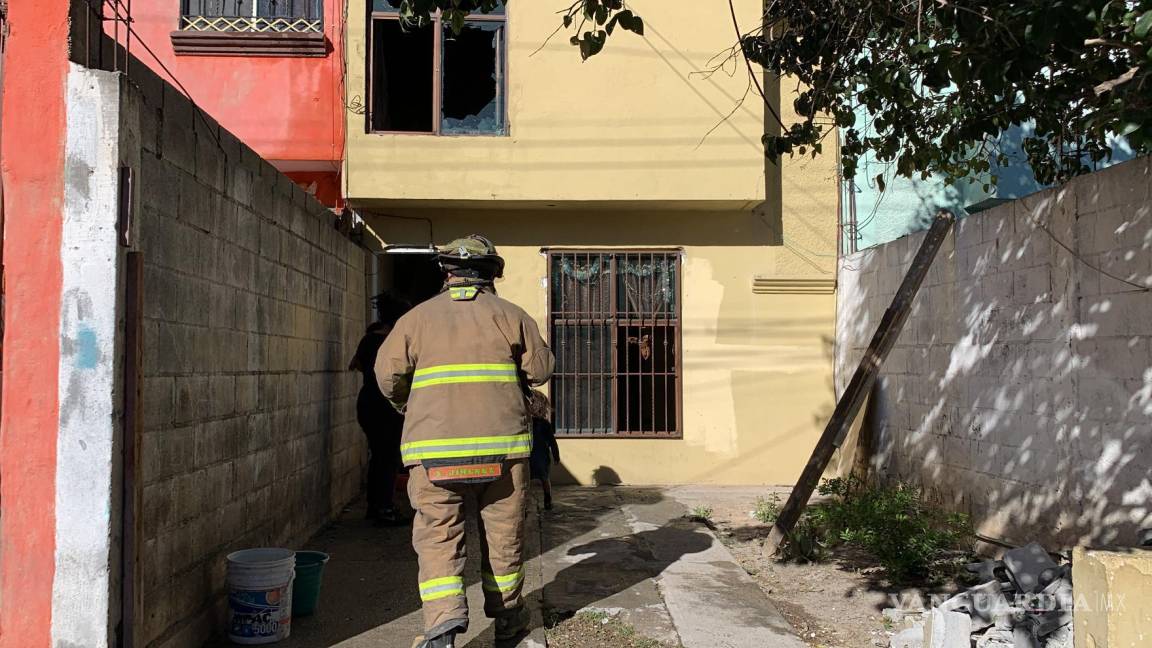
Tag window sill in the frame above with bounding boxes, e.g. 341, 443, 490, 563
171, 30, 328, 57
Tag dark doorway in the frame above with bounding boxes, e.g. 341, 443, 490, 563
377, 247, 443, 311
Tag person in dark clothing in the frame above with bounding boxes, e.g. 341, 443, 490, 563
349, 293, 411, 525
527, 390, 561, 510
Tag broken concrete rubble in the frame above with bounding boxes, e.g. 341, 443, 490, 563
938, 579, 1009, 631
924, 608, 971, 648
890, 626, 924, 648
965, 558, 1009, 584
889, 541, 1073, 648
1002, 542, 1059, 593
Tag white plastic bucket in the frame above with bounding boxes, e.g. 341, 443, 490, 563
226, 548, 297, 645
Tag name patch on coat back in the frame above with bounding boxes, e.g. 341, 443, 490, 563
427, 463, 503, 483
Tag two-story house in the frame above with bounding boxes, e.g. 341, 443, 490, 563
344, 0, 841, 486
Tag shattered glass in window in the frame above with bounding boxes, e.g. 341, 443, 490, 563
441, 21, 505, 135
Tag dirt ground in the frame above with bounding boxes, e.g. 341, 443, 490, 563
701, 496, 967, 648
545, 611, 677, 648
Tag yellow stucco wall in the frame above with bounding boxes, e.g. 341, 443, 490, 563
367, 206, 836, 486
350, 0, 842, 485
344, 0, 769, 204
1073, 547, 1152, 648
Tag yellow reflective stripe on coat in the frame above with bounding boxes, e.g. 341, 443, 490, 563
411, 363, 519, 390
481, 570, 524, 593
401, 433, 532, 463
419, 576, 465, 602
450, 286, 480, 300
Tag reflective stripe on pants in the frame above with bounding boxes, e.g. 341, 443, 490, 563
408, 459, 530, 632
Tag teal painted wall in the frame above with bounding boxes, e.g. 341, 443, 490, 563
840, 115, 1136, 252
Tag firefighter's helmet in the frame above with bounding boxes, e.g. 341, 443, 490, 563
437, 234, 505, 279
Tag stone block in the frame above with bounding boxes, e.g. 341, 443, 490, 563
246, 335, 268, 372
235, 375, 259, 413
213, 195, 239, 244
143, 264, 180, 323
201, 461, 234, 515
194, 127, 226, 194
176, 277, 211, 327
259, 219, 281, 262
207, 283, 237, 331
208, 375, 236, 418
236, 208, 260, 252
923, 608, 972, 648
1084, 158, 1152, 215
177, 173, 214, 234
891, 626, 924, 648
194, 420, 231, 468
142, 479, 176, 536
229, 165, 254, 208
159, 87, 197, 175
1072, 546, 1152, 648
142, 376, 175, 431
172, 469, 207, 526
981, 205, 1015, 244
1013, 266, 1052, 305
174, 376, 209, 425
139, 158, 182, 220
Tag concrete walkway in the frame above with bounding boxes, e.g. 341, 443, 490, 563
270, 486, 803, 648
541, 487, 806, 648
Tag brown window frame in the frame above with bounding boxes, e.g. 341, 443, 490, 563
546, 249, 684, 439
367, 8, 507, 136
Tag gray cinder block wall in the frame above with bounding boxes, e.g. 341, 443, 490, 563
118, 69, 368, 647
836, 156, 1152, 550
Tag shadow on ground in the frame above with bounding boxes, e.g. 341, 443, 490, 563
241, 482, 687, 647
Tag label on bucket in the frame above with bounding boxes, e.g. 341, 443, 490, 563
229, 584, 292, 640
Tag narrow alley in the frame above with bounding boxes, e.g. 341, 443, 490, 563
254, 487, 804, 648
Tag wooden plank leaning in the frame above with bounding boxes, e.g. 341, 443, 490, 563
763, 210, 956, 557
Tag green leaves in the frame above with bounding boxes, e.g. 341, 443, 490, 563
737, 0, 1151, 187
1136, 10, 1152, 38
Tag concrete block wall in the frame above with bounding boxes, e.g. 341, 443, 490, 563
118, 68, 368, 647
836, 156, 1152, 549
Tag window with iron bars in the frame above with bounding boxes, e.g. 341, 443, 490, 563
180, 0, 324, 33
548, 251, 682, 438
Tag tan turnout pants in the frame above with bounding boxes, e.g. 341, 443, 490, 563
407, 459, 529, 636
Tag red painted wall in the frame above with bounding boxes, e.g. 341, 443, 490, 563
117, 0, 345, 201
0, 0, 68, 644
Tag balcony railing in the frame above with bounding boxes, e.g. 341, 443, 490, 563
180, 0, 323, 33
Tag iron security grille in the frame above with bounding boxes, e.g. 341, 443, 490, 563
548, 251, 682, 438
181, 0, 323, 32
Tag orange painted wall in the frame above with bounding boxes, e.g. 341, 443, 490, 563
117, 0, 345, 176
0, 0, 68, 644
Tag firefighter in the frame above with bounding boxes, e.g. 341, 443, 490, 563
374, 235, 555, 648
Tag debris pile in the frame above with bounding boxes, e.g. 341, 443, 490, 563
886, 542, 1073, 648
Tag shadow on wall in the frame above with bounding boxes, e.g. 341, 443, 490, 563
836, 157, 1152, 549
552, 463, 622, 486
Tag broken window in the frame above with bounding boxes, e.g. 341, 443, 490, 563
369, 1, 506, 135
548, 251, 682, 438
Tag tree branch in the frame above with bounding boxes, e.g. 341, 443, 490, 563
1093, 66, 1139, 96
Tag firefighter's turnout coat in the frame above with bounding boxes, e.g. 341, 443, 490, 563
374, 284, 555, 468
